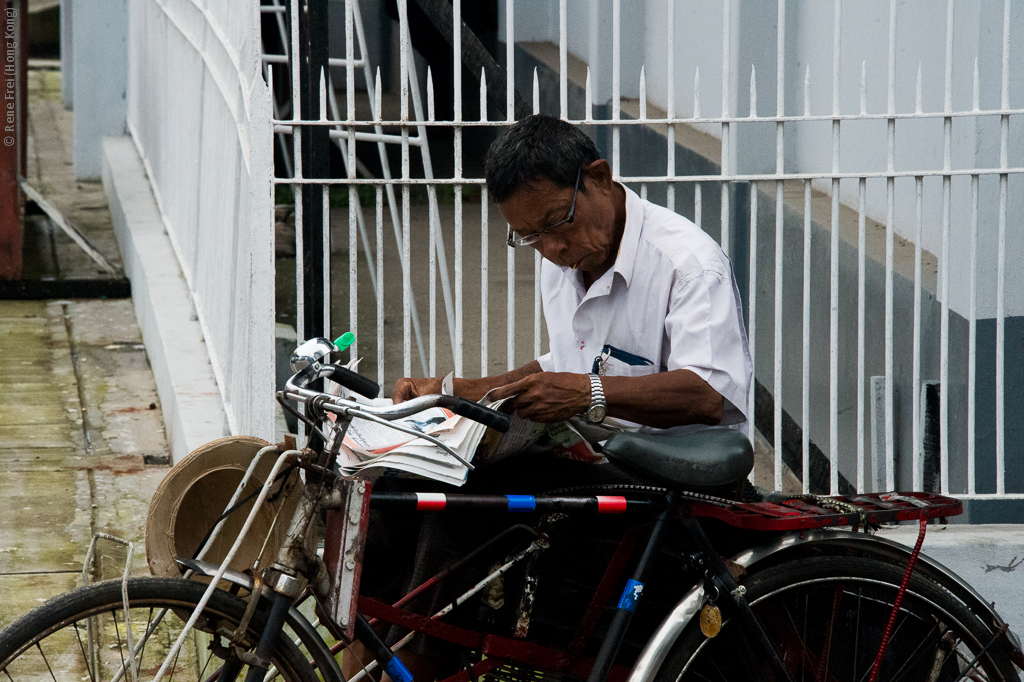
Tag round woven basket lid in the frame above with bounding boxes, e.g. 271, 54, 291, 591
145, 436, 300, 578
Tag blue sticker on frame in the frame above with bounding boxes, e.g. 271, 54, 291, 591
617, 579, 644, 612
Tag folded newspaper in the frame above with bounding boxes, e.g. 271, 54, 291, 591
325, 370, 614, 486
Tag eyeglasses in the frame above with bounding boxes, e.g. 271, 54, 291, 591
506, 166, 583, 248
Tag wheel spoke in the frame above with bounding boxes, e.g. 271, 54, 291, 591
814, 587, 845, 682
114, 607, 130, 677
36, 642, 58, 682
888, 621, 945, 682
75, 621, 99, 682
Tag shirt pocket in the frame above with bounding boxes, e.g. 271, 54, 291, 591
593, 344, 658, 378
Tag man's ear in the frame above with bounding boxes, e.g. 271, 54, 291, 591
585, 159, 614, 193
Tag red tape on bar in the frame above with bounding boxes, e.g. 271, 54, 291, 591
596, 496, 628, 513
416, 492, 447, 510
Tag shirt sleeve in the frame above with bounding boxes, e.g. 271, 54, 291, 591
663, 268, 752, 425
537, 352, 554, 372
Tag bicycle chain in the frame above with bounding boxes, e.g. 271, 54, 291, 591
542, 483, 738, 508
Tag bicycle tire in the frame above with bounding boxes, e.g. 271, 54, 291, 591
654, 555, 1019, 682
0, 577, 321, 682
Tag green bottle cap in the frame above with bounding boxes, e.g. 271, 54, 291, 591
334, 332, 355, 352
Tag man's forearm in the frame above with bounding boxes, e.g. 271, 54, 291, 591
452, 360, 543, 401
602, 369, 724, 428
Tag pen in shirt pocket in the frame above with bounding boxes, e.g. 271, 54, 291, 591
591, 344, 655, 375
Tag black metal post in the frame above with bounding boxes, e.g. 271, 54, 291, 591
586, 492, 676, 682
297, 0, 330, 341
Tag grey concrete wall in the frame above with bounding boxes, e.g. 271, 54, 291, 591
72, 0, 126, 180
59, 0, 72, 108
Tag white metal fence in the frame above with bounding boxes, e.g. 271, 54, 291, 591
277, 0, 1023, 503
127, 0, 274, 441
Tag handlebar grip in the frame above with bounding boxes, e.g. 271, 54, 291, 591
324, 365, 381, 400
438, 396, 511, 433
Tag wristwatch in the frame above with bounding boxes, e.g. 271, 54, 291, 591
584, 373, 608, 424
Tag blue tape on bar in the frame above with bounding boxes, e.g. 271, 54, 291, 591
505, 495, 536, 512
384, 657, 414, 682
617, 579, 644, 612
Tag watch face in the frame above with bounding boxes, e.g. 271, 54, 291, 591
587, 404, 607, 423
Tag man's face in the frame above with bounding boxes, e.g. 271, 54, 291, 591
498, 161, 619, 273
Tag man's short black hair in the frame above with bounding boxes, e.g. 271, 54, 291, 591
484, 114, 602, 204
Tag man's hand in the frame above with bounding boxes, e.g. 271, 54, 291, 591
391, 377, 443, 404
488, 372, 591, 423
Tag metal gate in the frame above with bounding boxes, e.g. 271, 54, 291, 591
271, 0, 1024, 509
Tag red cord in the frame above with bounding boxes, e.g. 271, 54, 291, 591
868, 514, 928, 682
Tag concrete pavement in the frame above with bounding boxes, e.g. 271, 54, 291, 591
0, 299, 169, 628
0, 66, 169, 631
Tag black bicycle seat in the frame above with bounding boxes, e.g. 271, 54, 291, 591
601, 427, 754, 490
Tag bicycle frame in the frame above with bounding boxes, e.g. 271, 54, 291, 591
132, 357, 1023, 682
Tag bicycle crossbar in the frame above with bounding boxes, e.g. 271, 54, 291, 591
368, 492, 649, 513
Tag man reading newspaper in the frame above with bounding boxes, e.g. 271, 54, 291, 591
349, 115, 752, 680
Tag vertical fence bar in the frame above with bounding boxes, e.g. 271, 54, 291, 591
829, 0, 841, 495
995, 0, 1010, 495
612, 0, 620, 179
968, 173, 978, 494
802, 180, 812, 494
884, 0, 896, 493
453, 0, 464, 378
376, 186, 384, 386
720, 0, 731, 256
666, 0, 676, 212
533, 72, 542, 362
481, 185, 490, 377
857, 177, 867, 492
345, 0, 356, 351
429, 177, 438, 375
939, 0, 953, 494
773, 0, 786, 492
480, 73, 489, 379
640, 68, 647, 202
290, 0, 304, 343
913, 175, 923, 491
694, 67, 701, 230
506, 0, 514, 123
559, 0, 568, 119
968, 58, 980, 495
507, 225, 516, 372
748, 181, 758, 445
399, 0, 412, 378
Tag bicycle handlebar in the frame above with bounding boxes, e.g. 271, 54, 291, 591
282, 366, 511, 433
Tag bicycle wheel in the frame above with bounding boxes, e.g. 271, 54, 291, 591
0, 577, 320, 682
655, 556, 1019, 682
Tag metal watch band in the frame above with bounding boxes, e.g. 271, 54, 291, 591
586, 373, 607, 423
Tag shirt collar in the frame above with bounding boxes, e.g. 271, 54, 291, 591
612, 185, 644, 288
556, 183, 644, 292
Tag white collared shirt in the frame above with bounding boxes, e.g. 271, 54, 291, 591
536, 186, 753, 434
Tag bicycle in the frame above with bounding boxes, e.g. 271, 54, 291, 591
2, 336, 1022, 682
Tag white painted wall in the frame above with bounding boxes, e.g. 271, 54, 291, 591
125, 1, 275, 444
71, 0, 126, 179
497, 0, 1024, 318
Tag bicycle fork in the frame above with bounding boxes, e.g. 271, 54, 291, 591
681, 518, 796, 682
